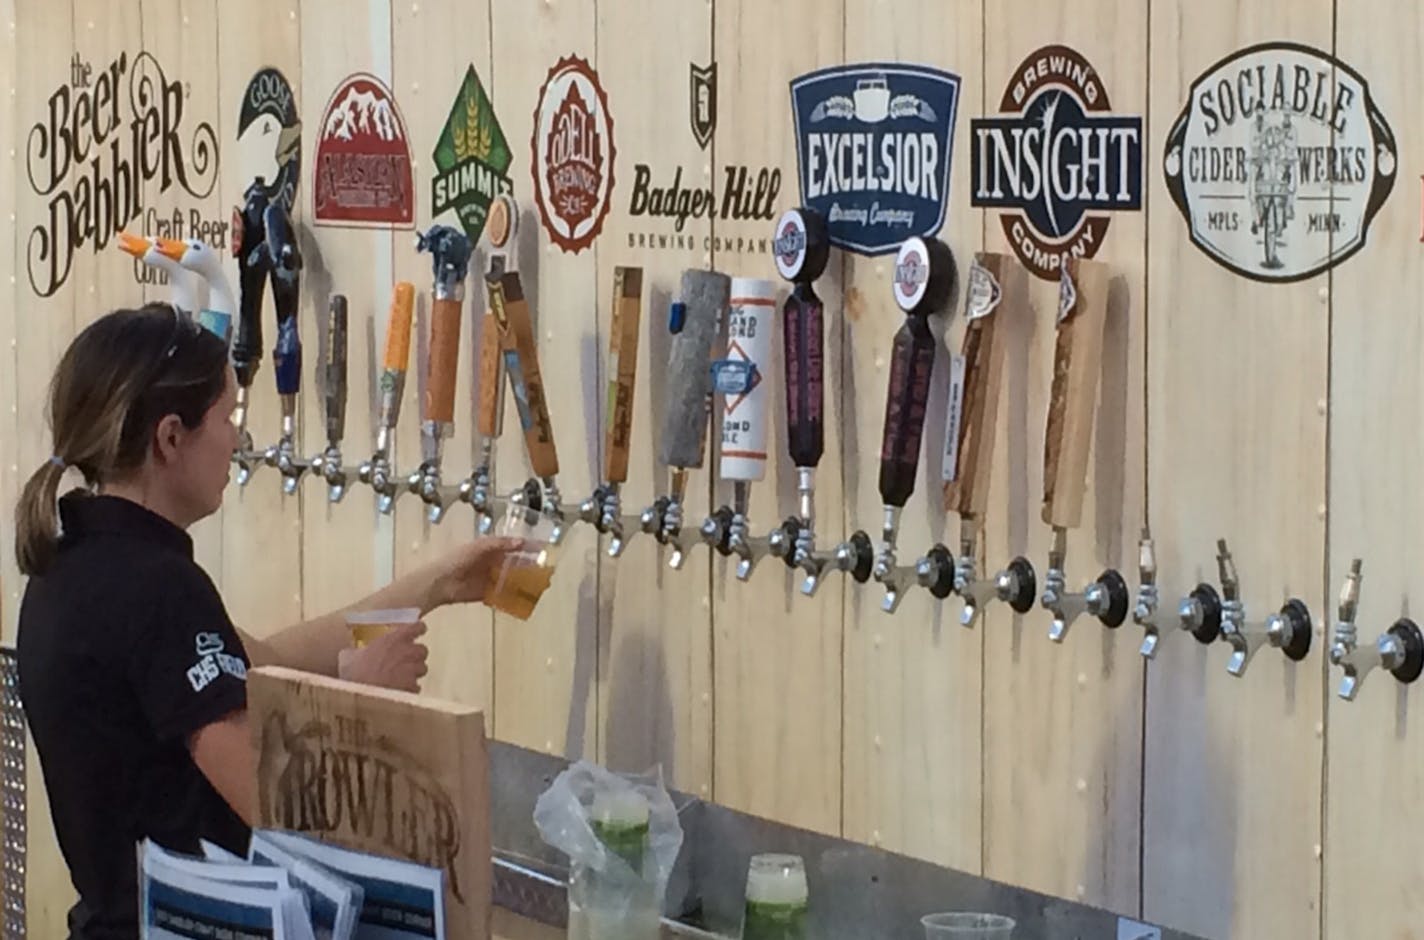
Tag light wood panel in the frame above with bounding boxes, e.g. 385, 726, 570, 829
1325, 4, 1421, 937
837, 0, 984, 871
593, 0, 714, 792
297, 0, 391, 623
709, 0, 845, 836
391, 0, 497, 712
980, 1, 1147, 913
0, 2, 18, 639
219, 0, 305, 634
1144, 4, 1330, 938
489, 0, 601, 759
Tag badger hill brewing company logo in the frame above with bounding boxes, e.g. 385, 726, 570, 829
627, 60, 780, 256
790, 63, 961, 256
314, 73, 415, 228
433, 65, 513, 244
971, 46, 1142, 281
1163, 42, 1397, 282
531, 56, 614, 253
237, 67, 301, 214
27, 51, 219, 297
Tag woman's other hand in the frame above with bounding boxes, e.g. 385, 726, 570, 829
429, 537, 529, 608
337, 620, 429, 693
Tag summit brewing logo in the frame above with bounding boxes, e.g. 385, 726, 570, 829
432, 65, 513, 244
971, 46, 1142, 280
1163, 42, 1397, 282
790, 62, 961, 256
27, 51, 219, 297
531, 56, 614, 253
313, 73, 415, 228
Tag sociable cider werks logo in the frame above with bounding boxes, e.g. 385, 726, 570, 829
971, 45, 1143, 281
1163, 42, 1397, 283
531, 55, 615, 253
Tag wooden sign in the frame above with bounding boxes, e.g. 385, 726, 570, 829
248, 666, 491, 939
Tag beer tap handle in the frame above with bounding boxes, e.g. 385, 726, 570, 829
314, 295, 349, 503
490, 271, 559, 480
359, 282, 414, 514
604, 266, 643, 487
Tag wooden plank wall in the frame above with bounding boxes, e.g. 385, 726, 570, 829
2, 2, 1423, 938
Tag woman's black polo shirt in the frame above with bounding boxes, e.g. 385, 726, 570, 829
17, 493, 251, 940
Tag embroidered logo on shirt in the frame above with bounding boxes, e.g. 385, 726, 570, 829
187, 632, 246, 692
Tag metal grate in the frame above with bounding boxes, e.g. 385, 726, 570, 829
0, 649, 24, 940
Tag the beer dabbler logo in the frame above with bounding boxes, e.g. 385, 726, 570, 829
971, 45, 1142, 281
531, 55, 615, 253
27, 51, 218, 297
790, 63, 960, 255
1163, 42, 1396, 283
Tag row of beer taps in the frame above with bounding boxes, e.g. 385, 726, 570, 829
118, 188, 1422, 704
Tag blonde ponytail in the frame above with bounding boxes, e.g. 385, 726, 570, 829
15, 459, 68, 576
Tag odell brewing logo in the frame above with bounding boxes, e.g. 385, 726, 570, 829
432, 65, 513, 244
531, 56, 614, 253
790, 62, 960, 256
237, 67, 301, 213
27, 51, 219, 297
971, 46, 1142, 280
1163, 42, 1397, 282
627, 60, 780, 257
314, 73, 414, 228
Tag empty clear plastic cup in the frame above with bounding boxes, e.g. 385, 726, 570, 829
922, 912, 1015, 939
345, 607, 421, 649
487, 506, 559, 620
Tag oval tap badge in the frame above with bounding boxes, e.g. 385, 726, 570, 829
1163, 42, 1397, 283
894, 237, 930, 312
531, 55, 615, 254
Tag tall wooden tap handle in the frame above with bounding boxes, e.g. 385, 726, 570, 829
476, 311, 504, 439
325, 295, 348, 445
604, 267, 643, 484
1041, 257, 1112, 530
490, 271, 559, 479
943, 253, 1021, 518
379, 282, 415, 430
425, 296, 462, 426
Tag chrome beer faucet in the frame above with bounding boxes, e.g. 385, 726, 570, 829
1042, 527, 1130, 643
1215, 539, 1312, 677
1133, 530, 1226, 658
1328, 559, 1424, 701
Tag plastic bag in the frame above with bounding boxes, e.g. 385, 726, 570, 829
534, 761, 684, 939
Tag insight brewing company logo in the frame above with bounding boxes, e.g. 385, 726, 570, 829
314, 73, 415, 228
1163, 42, 1397, 283
27, 51, 219, 297
789, 63, 960, 256
432, 65, 513, 245
626, 59, 781, 256
971, 46, 1142, 281
531, 56, 614, 253
237, 67, 301, 214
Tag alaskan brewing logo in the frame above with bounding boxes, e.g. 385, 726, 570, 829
531, 56, 614, 253
790, 63, 960, 256
27, 51, 219, 297
971, 46, 1142, 281
1163, 42, 1397, 282
432, 65, 513, 245
690, 62, 716, 149
627, 61, 780, 256
314, 73, 415, 228
237, 67, 301, 213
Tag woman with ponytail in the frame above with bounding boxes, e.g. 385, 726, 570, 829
14, 304, 523, 940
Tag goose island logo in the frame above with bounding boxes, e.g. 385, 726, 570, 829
790, 62, 961, 256
314, 73, 415, 228
531, 55, 615, 253
1163, 42, 1397, 282
432, 65, 513, 244
237, 67, 301, 214
971, 46, 1143, 281
27, 51, 220, 297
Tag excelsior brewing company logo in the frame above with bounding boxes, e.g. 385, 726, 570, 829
971, 46, 1142, 280
626, 59, 781, 256
28, 51, 219, 297
790, 62, 961, 255
314, 73, 415, 228
432, 65, 513, 244
237, 67, 301, 214
1163, 42, 1396, 282
531, 56, 614, 253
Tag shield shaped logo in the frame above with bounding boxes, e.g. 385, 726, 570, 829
690, 62, 717, 149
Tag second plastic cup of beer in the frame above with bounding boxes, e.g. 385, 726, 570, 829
345, 607, 421, 649
486, 506, 559, 620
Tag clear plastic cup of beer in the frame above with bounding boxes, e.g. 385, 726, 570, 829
344, 606, 421, 649
486, 505, 559, 620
